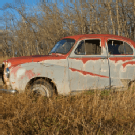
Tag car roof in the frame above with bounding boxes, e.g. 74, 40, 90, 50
63, 34, 135, 47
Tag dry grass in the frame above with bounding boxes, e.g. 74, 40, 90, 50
1, 86, 135, 135
0, 57, 9, 64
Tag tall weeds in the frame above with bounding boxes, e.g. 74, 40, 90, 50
2, 86, 135, 135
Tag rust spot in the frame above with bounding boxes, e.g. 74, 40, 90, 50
25, 70, 35, 79
37, 73, 41, 76
11, 66, 21, 77
12, 82, 15, 84
20, 72, 41, 80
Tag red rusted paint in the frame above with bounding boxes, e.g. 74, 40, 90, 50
70, 57, 100, 64
20, 72, 41, 80
69, 68, 109, 78
11, 66, 21, 77
4, 55, 67, 68
25, 70, 35, 79
37, 73, 41, 76
109, 57, 133, 63
20, 75, 25, 80
122, 61, 135, 68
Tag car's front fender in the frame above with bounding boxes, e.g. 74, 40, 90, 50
10, 62, 71, 95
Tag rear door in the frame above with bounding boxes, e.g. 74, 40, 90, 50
68, 37, 110, 91
106, 38, 135, 88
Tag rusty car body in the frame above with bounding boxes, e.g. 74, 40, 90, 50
1, 34, 135, 96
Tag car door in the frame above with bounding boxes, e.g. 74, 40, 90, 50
106, 38, 135, 89
68, 37, 110, 92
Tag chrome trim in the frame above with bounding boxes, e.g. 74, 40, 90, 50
0, 89, 18, 94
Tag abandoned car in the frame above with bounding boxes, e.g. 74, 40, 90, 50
1, 34, 135, 96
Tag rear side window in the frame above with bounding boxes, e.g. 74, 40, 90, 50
107, 40, 133, 55
124, 42, 133, 54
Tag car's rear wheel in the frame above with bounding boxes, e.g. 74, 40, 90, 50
30, 79, 54, 97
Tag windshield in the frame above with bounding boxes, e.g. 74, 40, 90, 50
49, 38, 75, 54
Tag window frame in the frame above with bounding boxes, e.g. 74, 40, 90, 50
71, 38, 102, 57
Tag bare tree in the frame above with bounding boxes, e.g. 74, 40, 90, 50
1, 1, 135, 57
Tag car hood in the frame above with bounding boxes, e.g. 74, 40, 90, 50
3, 54, 67, 68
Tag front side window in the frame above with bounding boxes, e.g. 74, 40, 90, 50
75, 40, 85, 55
50, 38, 75, 54
75, 39, 101, 55
107, 40, 133, 55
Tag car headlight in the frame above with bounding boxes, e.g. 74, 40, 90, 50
5, 68, 10, 78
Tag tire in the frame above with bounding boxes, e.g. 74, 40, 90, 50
30, 79, 54, 97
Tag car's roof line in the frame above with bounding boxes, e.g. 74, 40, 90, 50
64, 34, 128, 39
62, 34, 135, 47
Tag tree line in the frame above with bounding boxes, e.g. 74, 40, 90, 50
1, 1, 135, 57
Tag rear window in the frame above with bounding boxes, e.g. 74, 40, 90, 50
107, 40, 133, 55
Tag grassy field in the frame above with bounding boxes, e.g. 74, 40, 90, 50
1, 86, 135, 135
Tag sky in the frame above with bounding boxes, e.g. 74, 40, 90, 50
0, 0, 54, 30
0, 0, 73, 30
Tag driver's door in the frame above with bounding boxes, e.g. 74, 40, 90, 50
68, 38, 110, 92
